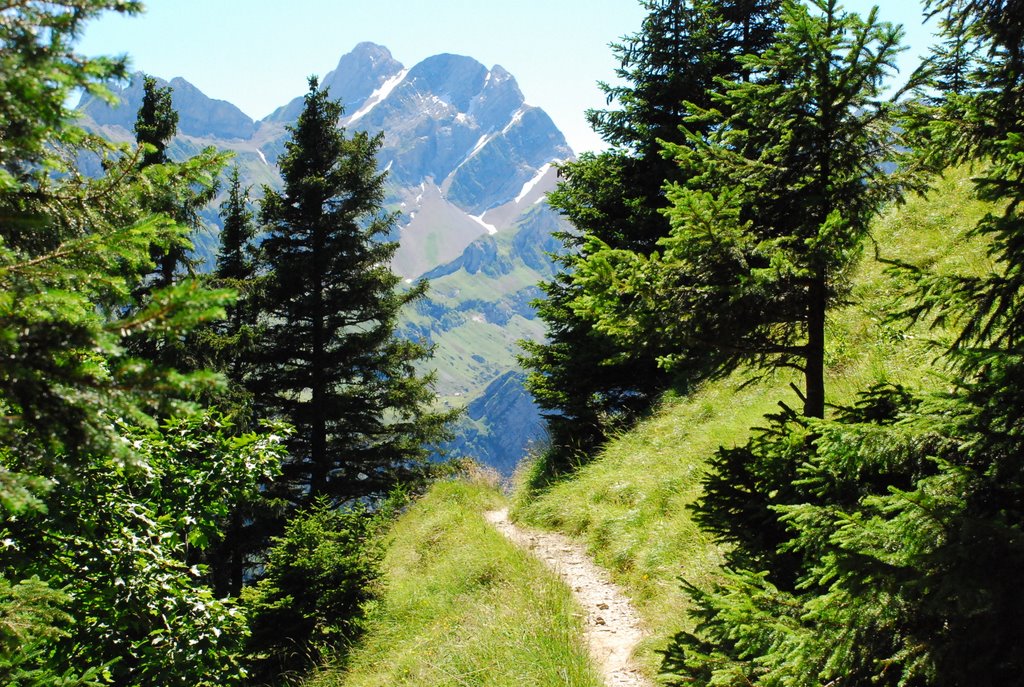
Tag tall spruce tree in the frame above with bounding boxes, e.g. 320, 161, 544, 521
194, 166, 268, 598
522, 0, 782, 473
255, 77, 452, 507
574, 0, 908, 418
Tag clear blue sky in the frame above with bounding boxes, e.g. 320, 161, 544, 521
77, 1, 937, 154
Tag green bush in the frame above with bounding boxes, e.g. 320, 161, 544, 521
242, 500, 382, 685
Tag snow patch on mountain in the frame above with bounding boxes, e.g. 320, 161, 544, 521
503, 107, 527, 134
346, 68, 409, 125
466, 133, 492, 161
515, 162, 553, 203
471, 213, 498, 235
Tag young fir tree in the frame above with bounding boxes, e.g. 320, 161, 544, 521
255, 77, 452, 507
522, 0, 781, 474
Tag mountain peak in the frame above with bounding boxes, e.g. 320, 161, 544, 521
349, 41, 395, 63
263, 42, 404, 123
405, 53, 491, 111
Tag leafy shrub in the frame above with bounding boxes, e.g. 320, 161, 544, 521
242, 500, 382, 685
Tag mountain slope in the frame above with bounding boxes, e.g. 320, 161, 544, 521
74, 43, 574, 472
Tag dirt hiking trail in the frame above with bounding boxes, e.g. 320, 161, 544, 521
484, 508, 654, 687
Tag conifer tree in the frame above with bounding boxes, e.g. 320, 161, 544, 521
134, 75, 177, 168
662, 3, 1024, 685
255, 77, 452, 507
216, 166, 258, 284
523, 0, 782, 471
212, 164, 261, 377
575, 0, 908, 418
195, 166, 269, 597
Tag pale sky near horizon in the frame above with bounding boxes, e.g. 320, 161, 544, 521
77, 1, 938, 155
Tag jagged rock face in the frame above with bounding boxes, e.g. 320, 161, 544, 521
445, 370, 544, 476
78, 72, 256, 140
344, 51, 572, 214
445, 107, 567, 213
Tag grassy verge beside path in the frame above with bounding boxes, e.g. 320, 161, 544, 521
309, 478, 603, 687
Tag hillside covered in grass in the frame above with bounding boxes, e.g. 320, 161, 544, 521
514, 165, 994, 678
308, 163, 994, 684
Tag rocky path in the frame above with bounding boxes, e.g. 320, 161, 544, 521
484, 508, 654, 687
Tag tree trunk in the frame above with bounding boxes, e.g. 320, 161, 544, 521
804, 274, 827, 418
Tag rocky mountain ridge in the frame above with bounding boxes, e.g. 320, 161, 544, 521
76, 42, 570, 471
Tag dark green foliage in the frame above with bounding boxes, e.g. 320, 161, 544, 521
134, 75, 178, 167
255, 78, 453, 507
899, 2, 1024, 349
523, 0, 782, 473
216, 165, 259, 284
664, 365, 1024, 686
242, 500, 381, 685
592, 0, 782, 158
662, 3, 1024, 683
576, 0, 909, 418
2, 412, 286, 686
195, 167, 280, 598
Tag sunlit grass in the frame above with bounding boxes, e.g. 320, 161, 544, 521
309, 478, 602, 687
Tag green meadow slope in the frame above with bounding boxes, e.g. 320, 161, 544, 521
310, 167, 993, 685
514, 166, 995, 677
